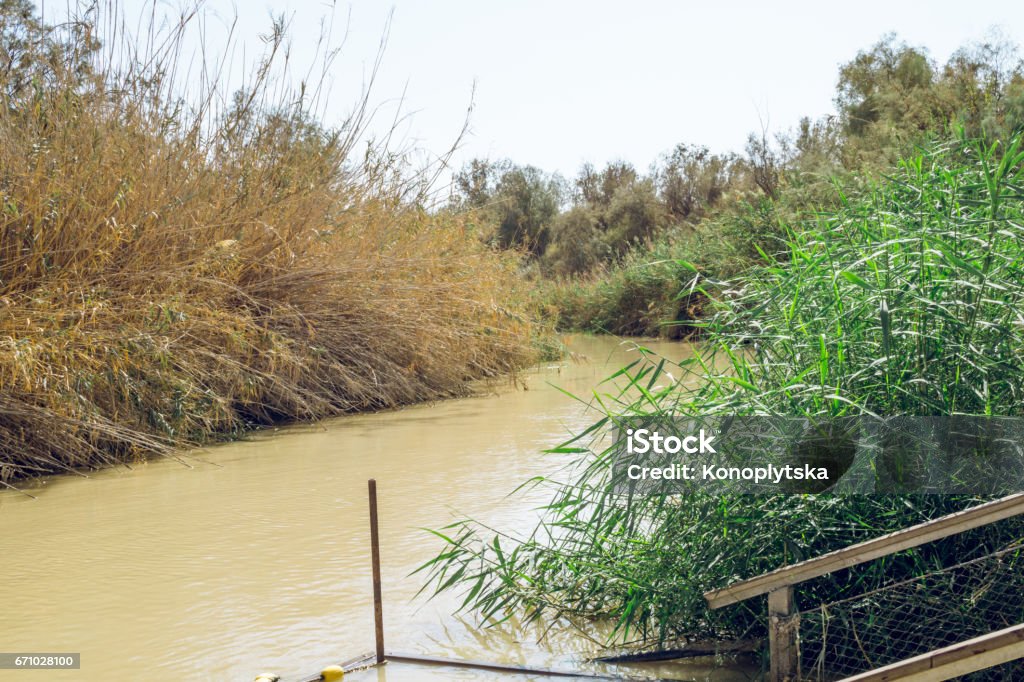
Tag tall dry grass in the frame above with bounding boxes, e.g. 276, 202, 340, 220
0, 3, 537, 482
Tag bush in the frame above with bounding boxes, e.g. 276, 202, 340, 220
543, 196, 785, 338
603, 179, 667, 252
544, 240, 702, 338
542, 206, 608, 277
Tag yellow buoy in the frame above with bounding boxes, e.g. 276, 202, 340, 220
253, 674, 280, 682
320, 665, 345, 681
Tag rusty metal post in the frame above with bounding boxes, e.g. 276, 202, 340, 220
368, 479, 385, 664
768, 586, 799, 681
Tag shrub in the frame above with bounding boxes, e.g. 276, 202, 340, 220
542, 206, 608, 277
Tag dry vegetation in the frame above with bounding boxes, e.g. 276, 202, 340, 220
0, 2, 537, 482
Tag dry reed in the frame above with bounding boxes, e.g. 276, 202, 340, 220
0, 2, 537, 481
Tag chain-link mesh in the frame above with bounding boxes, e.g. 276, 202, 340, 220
797, 541, 1024, 681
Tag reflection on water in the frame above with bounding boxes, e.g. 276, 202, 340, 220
0, 335, 749, 681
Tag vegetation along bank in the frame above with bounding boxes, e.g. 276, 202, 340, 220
0, 3, 539, 481
422, 32, 1024, 669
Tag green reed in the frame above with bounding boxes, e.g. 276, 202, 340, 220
419, 134, 1024, 653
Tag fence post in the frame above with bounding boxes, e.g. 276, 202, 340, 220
768, 586, 799, 681
368, 479, 385, 664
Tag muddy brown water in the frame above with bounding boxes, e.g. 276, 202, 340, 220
0, 335, 753, 681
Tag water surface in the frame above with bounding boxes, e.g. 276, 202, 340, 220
0, 335, 749, 681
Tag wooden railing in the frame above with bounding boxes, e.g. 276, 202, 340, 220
702, 493, 1024, 681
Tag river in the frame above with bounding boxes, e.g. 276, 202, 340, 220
0, 335, 751, 681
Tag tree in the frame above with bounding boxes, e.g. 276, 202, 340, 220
603, 178, 666, 252
575, 160, 638, 208
745, 129, 782, 200
450, 159, 564, 256
836, 35, 939, 139
451, 158, 509, 209
543, 206, 606, 276
656, 143, 734, 220
938, 33, 1024, 140
0, 0, 98, 101
491, 165, 563, 255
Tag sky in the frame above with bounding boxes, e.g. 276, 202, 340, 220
62, 0, 1024, 179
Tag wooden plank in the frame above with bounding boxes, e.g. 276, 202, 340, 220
705, 493, 1024, 608
837, 622, 1024, 682
768, 587, 798, 682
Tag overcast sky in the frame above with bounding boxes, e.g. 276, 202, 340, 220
80, 1, 1024, 178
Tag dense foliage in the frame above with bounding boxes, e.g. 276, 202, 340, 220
422, 135, 1024, 655
452, 34, 1024, 338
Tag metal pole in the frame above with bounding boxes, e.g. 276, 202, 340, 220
368, 479, 385, 664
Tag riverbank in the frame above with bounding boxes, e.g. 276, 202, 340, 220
0, 6, 539, 482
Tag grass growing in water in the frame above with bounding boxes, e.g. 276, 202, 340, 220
421, 134, 1024, 653
0, 3, 538, 482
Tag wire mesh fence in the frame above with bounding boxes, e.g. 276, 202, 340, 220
797, 540, 1024, 680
